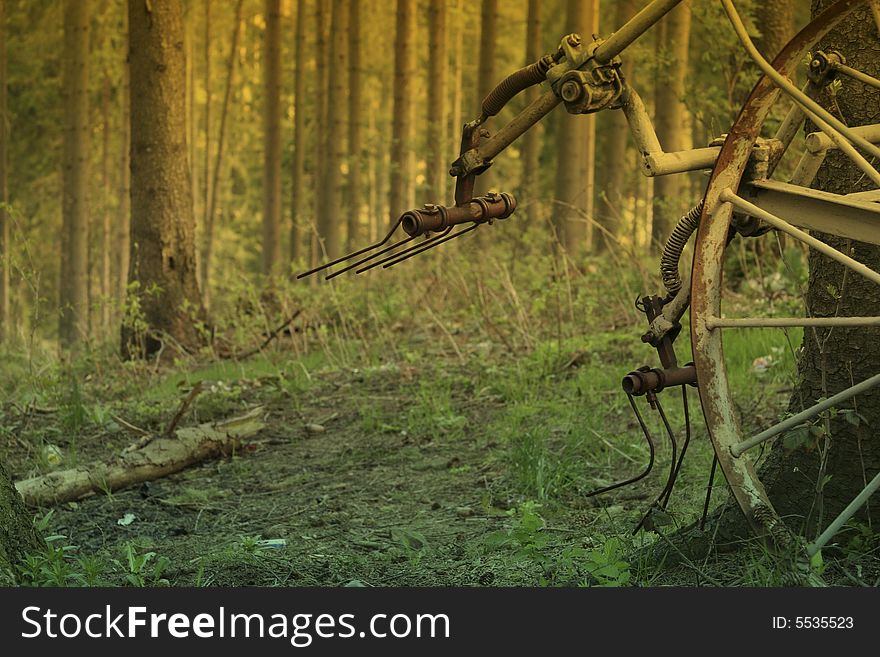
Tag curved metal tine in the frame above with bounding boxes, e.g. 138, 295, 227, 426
660, 386, 692, 509
383, 223, 480, 269
699, 455, 719, 531
296, 217, 406, 279
325, 233, 419, 280
585, 393, 656, 499
633, 395, 678, 534
355, 227, 454, 274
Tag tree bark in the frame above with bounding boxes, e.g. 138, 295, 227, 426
318, 0, 348, 261
262, 0, 282, 275
201, 0, 243, 306
426, 0, 447, 205
522, 0, 542, 225
0, 0, 8, 344
758, 1, 880, 538
101, 72, 112, 337
0, 459, 43, 585
312, 0, 329, 264
346, 0, 364, 249
60, 0, 90, 348
124, 0, 206, 358
597, 0, 638, 251
552, 0, 597, 256
201, 0, 210, 285
389, 0, 415, 225
651, 0, 691, 251
116, 6, 131, 314
474, 0, 497, 197
290, 0, 306, 264
755, 0, 794, 59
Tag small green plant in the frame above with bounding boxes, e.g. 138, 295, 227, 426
113, 542, 170, 587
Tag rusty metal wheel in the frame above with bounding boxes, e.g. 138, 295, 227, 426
689, 0, 880, 546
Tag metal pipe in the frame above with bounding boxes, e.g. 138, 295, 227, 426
803, 115, 880, 187
834, 62, 880, 91
721, 0, 880, 163
805, 122, 880, 153
595, 0, 684, 64
809, 469, 880, 556
707, 316, 880, 329
731, 371, 880, 457
453, 89, 561, 177
644, 147, 721, 176
720, 189, 880, 287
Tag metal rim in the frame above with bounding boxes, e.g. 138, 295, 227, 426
689, 0, 873, 542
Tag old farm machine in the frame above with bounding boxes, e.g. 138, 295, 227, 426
301, 0, 880, 554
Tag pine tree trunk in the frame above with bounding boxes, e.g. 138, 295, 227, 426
262, 0, 282, 275
319, 0, 348, 260
651, 1, 691, 251
757, 1, 880, 537
201, 0, 211, 285
312, 0, 330, 265
123, 0, 206, 358
389, 0, 415, 225
116, 7, 131, 315
552, 0, 596, 257
346, 0, 363, 249
522, 0, 542, 225
290, 0, 306, 264
755, 0, 794, 59
597, 0, 637, 251
0, 0, 8, 344
201, 0, 243, 306
474, 0, 496, 197
0, 459, 43, 585
60, 0, 90, 348
427, 0, 447, 204
450, 0, 463, 174
101, 73, 112, 336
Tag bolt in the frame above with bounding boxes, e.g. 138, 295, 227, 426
561, 80, 582, 103
567, 33, 581, 46
479, 128, 491, 138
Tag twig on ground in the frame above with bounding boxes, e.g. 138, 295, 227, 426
234, 310, 302, 360
165, 381, 205, 438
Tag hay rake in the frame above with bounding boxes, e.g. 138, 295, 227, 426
301, 0, 880, 555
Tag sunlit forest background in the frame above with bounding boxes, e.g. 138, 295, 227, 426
0, 0, 809, 352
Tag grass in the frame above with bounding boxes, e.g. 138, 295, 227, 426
3, 238, 876, 587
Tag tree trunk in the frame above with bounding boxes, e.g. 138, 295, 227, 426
346, 0, 364, 249
318, 0, 348, 261
597, 0, 637, 251
522, 0, 542, 225
758, 1, 880, 538
60, 0, 90, 348
101, 72, 112, 336
116, 6, 131, 314
312, 0, 329, 265
123, 0, 206, 358
426, 0, 447, 204
755, 0, 794, 59
474, 0, 496, 197
290, 0, 306, 264
201, 0, 210, 285
450, 0, 463, 176
201, 0, 243, 306
389, 0, 415, 225
0, 460, 43, 585
651, 1, 691, 251
262, 0, 282, 275
0, 0, 8, 344
552, 0, 597, 257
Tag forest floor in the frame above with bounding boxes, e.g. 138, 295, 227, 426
5, 319, 878, 588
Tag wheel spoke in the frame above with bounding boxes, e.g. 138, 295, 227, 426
730, 372, 880, 457
809, 468, 880, 556
721, 189, 880, 287
707, 316, 880, 329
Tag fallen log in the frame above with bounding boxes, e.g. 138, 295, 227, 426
16, 407, 266, 507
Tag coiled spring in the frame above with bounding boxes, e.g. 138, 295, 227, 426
660, 199, 704, 297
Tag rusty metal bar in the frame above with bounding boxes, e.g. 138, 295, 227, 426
803, 117, 880, 187
790, 149, 825, 187
452, 90, 561, 177
721, 188, 880, 286
594, 0, 684, 64
399, 193, 516, 236
739, 179, 880, 247
731, 372, 880, 458
721, 0, 880, 163
622, 365, 696, 396
644, 147, 721, 177
707, 316, 880, 329
809, 468, 880, 556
